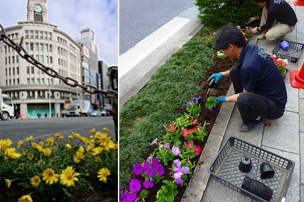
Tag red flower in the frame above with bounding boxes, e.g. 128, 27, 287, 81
187, 117, 191, 121
192, 119, 197, 125
189, 129, 194, 132
194, 146, 201, 154
186, 142, 194, 147
197, 126, 201, 131
181, 129, 189, 137
168, 124, 175, 131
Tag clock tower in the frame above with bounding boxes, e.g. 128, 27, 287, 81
27, 0, 48, 23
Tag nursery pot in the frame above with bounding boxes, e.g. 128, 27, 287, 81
239, 156, 252, 173
260, 162, 275, 179
241, 176, 273, 201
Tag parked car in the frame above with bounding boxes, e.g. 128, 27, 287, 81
104, 104, 112, 115
91, 110, 110, 117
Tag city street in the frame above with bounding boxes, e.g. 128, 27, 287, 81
0, 116, 115, 144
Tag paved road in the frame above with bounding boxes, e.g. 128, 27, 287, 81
119, 0, 196, 54
0, 117, 115, 144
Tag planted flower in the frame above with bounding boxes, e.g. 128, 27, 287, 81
185, 96, 202, 118
216, 50, 228, 59
205, 96, 220, 111
269, 54, 289, 76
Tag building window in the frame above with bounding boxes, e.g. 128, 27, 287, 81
40, 31, 43, 39
5, 57, 7, 65
25, 31, 29, 38
58, 58, 60, 65
13, 79, 15, 85
44, 32, 47, 39
41, 78, 44, 85
45, 44, 48, 52
16, 33, 18, 39
37, 78, 40, 85
41, 55, 44, 63
6, 80, 7, 86
40, 43, 43, 51
36, 55, 39, 62
17, 79, 19, 85
31, 66, 34, 74
50, 45, 52, 52
30, 31, 34, 38
16, 55, 19, 63
17, 67, 19, 74
9, 79, 11, 86
5, 69, 7, 76
26, 43, 29, 51
30, 43, 33, 51
9, 68, 11, 75
36, 43, 39, 51
27, 78, 30, 84
50, 56, 53, 63
46, 56, 49, 63
27, 66, 29, 74
4, 46, 7, 53
35, 31, 38, 38
13, 67, 15, 75
31, 78, 35, 85
12, 56, 15, 63
49, 33, 52, 40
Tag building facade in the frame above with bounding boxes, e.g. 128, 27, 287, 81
0, 0, 81, 118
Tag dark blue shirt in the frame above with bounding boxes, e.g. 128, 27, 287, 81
237, 45, 287, 106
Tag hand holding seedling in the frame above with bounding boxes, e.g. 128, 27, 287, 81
208, 72, 224, 83
213, 96, 227, 103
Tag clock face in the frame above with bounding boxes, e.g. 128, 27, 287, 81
34, 4, 42, 13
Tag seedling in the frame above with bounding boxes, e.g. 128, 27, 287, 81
205, 96, 219, 111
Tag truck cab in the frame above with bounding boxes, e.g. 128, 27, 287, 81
0, 92, 15, 121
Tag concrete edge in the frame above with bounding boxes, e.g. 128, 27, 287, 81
181, 84, 236, 202
119, 17, 204, 108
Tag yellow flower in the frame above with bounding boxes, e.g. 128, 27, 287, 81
46, 137, 54, 143
5, 179, 11, 188
75, 151, 85, 160
18, 163, 25, 169
103, 127, 110, 132
30, 176, 41, 187
18, 195, 33, 202
60, 166, 80, 187
28, 154, 34, 160
97, 168, 111, 182
73, 155, 80, 163
54, 133, 62, 137
5, 139, 12, 147
92, 147, 103, 155
39, 141, 44, 146
78, 146, 84, 153
25, 136, 33, 141
95, 156, 101, 162
86, 143, 95, 152
80, 136, 89, 144
59, 136, 64, 140
104, 140, 116, 151
43, 148, 52, 156
17, 141, 23, 148
72, 132, 81, 139
89, 128, 96, 133
37, 159, 45, 165
42, 168, 59, 185
68, 135, 74, 141
32, 142, 39, 149
8, 152, 22, 159
66, 144, 72, 150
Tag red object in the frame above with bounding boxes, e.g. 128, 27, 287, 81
294, 0, 304, 6
290, 62, 304, 88
265, 123, 271, 127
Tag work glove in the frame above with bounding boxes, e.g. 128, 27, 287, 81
213, 96, 227, 103
252, 27, 259, 34
248, 17, 257, 23
208, 72, 224, 83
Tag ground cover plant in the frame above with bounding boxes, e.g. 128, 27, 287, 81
0, 128, 118, 202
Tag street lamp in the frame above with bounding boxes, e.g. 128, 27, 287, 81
48, 80, 51, 118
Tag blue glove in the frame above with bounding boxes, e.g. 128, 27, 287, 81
214, 96, 227, 103
208, 73, 224, 82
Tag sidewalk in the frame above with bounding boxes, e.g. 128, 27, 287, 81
119, 2, 304, 202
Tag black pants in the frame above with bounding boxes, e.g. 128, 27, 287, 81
229, 65, 285, 125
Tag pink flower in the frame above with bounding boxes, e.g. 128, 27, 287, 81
168, 124, 175, 131
284, 62, 288, 67
192, 119, 197, 125
194, 146, 202, 154
181, 129, 189, 138
186, 142, 194, 147
187, 117, 191, 120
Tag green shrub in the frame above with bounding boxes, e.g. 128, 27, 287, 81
119, 37, 215, 187
195, 0, 262, 28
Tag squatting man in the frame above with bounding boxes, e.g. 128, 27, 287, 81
209, 23, 287, 132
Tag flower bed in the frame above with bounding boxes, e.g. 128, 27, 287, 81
0, 128, 118, 201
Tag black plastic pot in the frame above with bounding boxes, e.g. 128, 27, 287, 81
239, 156, 252, 173
260, 162, 275, 179
241, 176, 273, 201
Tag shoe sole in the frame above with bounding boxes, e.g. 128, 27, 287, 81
238, 118, 265, 132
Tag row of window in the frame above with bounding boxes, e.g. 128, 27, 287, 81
6, 79, 20, 86
25, 43, 53, 52
25, 30, 52, 40
4, 55, 19, 65
5, 67, 19, 76
57, 36, 67, 46
26, 78, 54, 85
7, 33, 19, 40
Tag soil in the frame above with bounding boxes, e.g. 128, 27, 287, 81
140, 55, 238, 202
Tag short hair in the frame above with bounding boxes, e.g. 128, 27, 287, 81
254, 0, 266, 3
214, 23, 247, 50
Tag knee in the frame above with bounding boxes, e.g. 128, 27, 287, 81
265, 32, 278, 41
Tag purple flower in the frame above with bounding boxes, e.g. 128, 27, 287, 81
150, 138, 158, 145
155, 164, 165, 176
185, 101, 188, 105
143, 181, 154, 188
199, 96, 202, 100
159, 144, 163, 149
143, 161, 150, 170
148, 177, 154, 183
133, 163, 144, 175
120, 187, 125, 193
127, 192, 137, 202
120, 193, 128, 201
174, 159, 181, 168
172, 146, 180, 155
165, 142, 170, 149
176, 178, 184, 185
145, 167, 155, 177
193, 97, 198, 104
173, 167, 180, 173
152, 158, 160, 169
134, 198, 140, 202
181, 166, 190, 174
186, 102, 191, 106
174, 171, 183, 180
129, 179, 141, 192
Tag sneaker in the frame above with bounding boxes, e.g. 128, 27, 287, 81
239, 116, 264, 132
257, 33, 266, 40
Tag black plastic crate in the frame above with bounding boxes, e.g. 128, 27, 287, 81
271, 40, 304, 63
208, 137, 294, 202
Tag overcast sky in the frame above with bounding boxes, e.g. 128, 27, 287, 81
0, 0, 118, 65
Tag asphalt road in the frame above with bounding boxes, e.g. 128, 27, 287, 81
119, 0, 196, 54
0, 117, 115, 144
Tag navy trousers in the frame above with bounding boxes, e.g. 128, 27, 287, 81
229, 65, 285, 125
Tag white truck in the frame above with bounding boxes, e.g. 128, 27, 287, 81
0, 89, 15, 121
61, 99, 92, 117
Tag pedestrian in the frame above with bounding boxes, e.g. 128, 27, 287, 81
250, 0, 297, 41
210, 23, 287, 132
45, 113, 47, 118
18, 112, 21, 119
